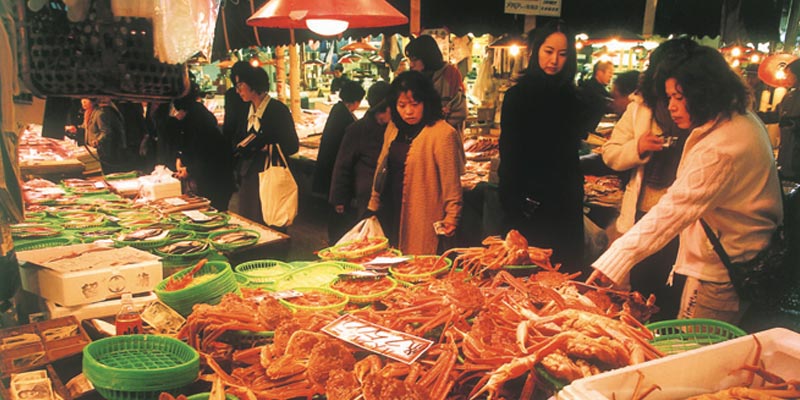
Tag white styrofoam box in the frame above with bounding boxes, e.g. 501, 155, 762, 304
558, 328, 800, 400
139, 175, 181, 201
17, 244, 163, 306
46, 292, 157, 321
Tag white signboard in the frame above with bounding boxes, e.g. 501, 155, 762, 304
505, 0, 562, 17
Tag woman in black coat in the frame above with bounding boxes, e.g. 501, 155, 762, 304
231, 66, 299, 225
499, 20, 587, 274
173, 86, 235, 211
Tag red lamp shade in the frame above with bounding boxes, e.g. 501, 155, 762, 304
758, 53, 798, 88
246, 0, 408, 30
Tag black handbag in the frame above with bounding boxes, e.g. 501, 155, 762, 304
699, 219, 789, 306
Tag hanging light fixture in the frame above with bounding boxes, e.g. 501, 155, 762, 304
306, 19, 349, 36
247, 0, 407, 35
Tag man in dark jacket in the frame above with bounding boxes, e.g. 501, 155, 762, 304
173, 85, 235, 211
579, 60, 614, 133
328, 81, 392, 241
313, 80, 366, 242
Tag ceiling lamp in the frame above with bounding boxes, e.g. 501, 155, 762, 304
247, 0, 407, 33
306, 19, 349, 36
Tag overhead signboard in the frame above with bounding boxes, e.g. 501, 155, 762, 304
504, 0, 561, 17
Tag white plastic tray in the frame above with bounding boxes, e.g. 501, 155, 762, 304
558, 328, 800, 400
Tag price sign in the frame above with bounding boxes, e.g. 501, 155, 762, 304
164, 197, 188, 206
364, 256, 410, 265
182, 210, 213, 222
322, 314, 433, 364
504, 0, 561, 16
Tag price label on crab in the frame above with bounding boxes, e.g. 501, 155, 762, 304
269, 290, 304, 300
322, 314, 433, 364
164, 197, 188, 206
364, 256, 410, 265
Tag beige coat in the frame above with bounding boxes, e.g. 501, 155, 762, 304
368, 120, 463, 255
602, 97, 661, 232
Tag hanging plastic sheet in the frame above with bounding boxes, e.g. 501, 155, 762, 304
153, 0, 222, 64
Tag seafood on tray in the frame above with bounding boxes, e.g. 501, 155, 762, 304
156, 240, 209, 256
116, 228, 170, 242
210, 230, 260, 247
442, 229, 556, 275
10, 223, 62, 239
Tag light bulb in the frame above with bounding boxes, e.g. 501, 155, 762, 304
306, 19, 349, 36
509, 45, 520, 57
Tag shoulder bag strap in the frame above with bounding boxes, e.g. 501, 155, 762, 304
699, 218, 734, 270
263, 145, 273, 171
273, 143, 289, 168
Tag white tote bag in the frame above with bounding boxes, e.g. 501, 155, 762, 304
259, 144, 298, 227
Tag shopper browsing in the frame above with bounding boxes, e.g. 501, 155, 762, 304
498, 19, 587, 273
589, 45, 783, 324
367, 71, 463, 255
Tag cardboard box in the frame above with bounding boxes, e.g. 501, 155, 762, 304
17, 244, 163, 306
139, 175, 181, 201
558, 328, 800, 400
45, 292, 156, 321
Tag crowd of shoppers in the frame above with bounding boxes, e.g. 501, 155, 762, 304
48, 28, 788, 325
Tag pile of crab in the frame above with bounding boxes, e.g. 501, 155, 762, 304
171, 230, 663, 400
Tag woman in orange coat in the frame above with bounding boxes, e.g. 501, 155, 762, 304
368, 71, 463, 255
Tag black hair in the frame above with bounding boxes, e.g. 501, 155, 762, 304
613, 70, 640, 97
334, 63, 344, 72
230, 61, 250, 82
665, 45, 751, 126
522, 19, 577, 87
788, 59, 800, 83
405, 35, 446, 72
640, 37, 699, 110
236, 65, 270, 94
339, 80, 366, 103
389, 71, 443, 127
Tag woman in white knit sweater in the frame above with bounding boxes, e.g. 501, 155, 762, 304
589, 45, 783, 324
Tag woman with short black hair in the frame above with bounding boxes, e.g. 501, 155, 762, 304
367, 71, 463, 254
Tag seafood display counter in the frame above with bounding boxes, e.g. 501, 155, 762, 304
17, 125, 98, 178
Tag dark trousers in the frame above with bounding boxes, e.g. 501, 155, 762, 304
630, 211, 685, 321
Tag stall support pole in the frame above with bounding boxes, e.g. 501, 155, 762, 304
275, 46, 287, 103
642, 0, 657, 38
289, 28, 302, 118
786, 0, 800, 52
410, 0, 420, 35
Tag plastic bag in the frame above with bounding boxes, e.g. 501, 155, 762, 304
336, 216, 385, 245
259, 145, 298, 228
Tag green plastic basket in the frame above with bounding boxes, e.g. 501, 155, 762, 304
234, 260, 294, 289
174, 212, 231, 231
74, 226, 124, 242
153, 240, 212, 262
155, 261, 240, 316
14, 237, 73, 252
278, 286, 349, 312
208, 229, 261, 252
11, 222, 64, 239
646, 318, 747, 355
329, 275, 399, 304
113, 229, 171, 250
274, 262, 364, 291
320, 237, 389, 260
83, 334, 199, 400
187, 393, 239, 400
389, 256, 452, 283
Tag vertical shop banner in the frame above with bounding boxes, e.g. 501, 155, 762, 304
504, 0, 561, 17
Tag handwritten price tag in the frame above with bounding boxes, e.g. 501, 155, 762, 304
322, 314, 433, 364
182, 210, 213, 222
338, 270, 387, 279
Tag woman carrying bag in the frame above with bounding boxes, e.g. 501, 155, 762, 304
231, 65, 299, 227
